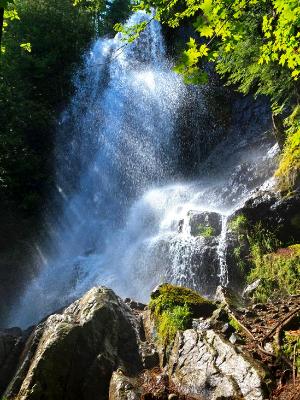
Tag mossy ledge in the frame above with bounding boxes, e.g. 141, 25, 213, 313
149, 284, 216, 345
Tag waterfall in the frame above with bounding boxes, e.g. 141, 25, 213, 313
217, 216, 229, 287
5, 11, 279, 328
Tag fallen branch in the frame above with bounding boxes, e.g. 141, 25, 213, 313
261, 307, 300, 345
228, 311, 275, 358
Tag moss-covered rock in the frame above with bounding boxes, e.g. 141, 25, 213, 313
149, 284, 216, 345
187, 210, 222, 237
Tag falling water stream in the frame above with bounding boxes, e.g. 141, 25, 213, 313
6, 12, 279, 328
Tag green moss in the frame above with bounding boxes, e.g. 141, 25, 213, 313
149, 284, 215, 345
229, 315, 242, 332
157, 305, 192, 345
150, 284, 212, 315
248, 244, 300, 302
275, 130, 300, 193
229, 214, 248, 233
195, 224, 215, 237
233, 246, 246, 272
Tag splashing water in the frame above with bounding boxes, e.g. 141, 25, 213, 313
217, 216, 229, 287
6, 12, 279, 328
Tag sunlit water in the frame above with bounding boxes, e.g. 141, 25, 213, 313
6, 12, 278, 328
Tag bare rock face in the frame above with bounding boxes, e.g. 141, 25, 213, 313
168, 329, 267, 400
4, 287, 143, 400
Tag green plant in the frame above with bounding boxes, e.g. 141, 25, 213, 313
229, 214, 248, 233
233, 246, 246, 272
248, 244, 300, 302
157, 304, 192, 345
282, 328, 300, 373
229, 315, 241, 332
196, 224, 215, 237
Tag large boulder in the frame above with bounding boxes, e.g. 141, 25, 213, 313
168, 328, 268, 400
4, 287, 143, 400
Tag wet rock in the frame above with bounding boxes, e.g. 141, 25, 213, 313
168, 329, 268, 400
187, 237, 221, 294
188, 210, 222, 237
4, 287, 143, 400
243, 279, 262, 298
224, 230, 250, 289
178, 219, 184, 233
232, 190, 300, 245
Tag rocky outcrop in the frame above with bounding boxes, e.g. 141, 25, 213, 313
230, 190, 300, 245
168, 328, 267, 400
2, 284, 286, 400
176, 210, 226, 295
4, 287, 143, 400
188, 210, 222, 237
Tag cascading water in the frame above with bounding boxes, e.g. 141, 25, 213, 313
217, 216, 229, 287
6, 11, 279, 328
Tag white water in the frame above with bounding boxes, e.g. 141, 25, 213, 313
6, 12, 278, 328
217, 216, 229, 287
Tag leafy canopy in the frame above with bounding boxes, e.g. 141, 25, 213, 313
1, 0, 31, 53
129, 0, 300, 85
117, 0, 300, 191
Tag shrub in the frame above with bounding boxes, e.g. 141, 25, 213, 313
229, 214, 248, 233
248, 244, 300, 302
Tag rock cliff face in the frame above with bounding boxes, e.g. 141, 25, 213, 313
1, 284, 276, 400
